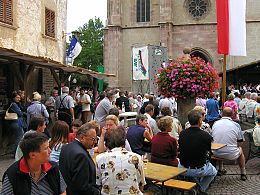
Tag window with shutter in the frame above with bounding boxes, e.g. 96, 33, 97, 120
45, 8, 55, 38
136, 0, 150, 22
0, 0, 13, 25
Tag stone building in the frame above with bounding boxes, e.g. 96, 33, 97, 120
0, 0, 67, 98
104, 0, 260, 92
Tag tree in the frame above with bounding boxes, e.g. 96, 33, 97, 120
74, 17, 104, 71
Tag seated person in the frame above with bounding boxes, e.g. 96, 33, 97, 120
151, 116, 178, 166
96, 126, 146, 195
253, 116, 260, 147
2, 133, 66, 195
185, 106, 211, 135
160, 107, 182, 140
212, 107, 247, 181
69, 119, 83, 142
15, 115, 46, 161
49, 121, 70, 163
98, 115, 131, 153
178, 110, 217, 194
126, 114, 153, 155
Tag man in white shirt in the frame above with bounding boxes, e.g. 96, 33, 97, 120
212, 107, 247, 181
144, 104, 159, 135
78, 88, 91, 123
239, 92, 251, 122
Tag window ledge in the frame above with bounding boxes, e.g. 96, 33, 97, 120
0, 22, 18, 30
42, 34, 57, 41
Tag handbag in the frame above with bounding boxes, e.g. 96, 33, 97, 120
5, 104, 18, 120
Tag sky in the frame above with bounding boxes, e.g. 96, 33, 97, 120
67, 0, 107, 33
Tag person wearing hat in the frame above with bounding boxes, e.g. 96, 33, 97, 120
27, 92, 49, 127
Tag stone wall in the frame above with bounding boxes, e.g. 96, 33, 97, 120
104, 0, 260, 91
0, 0, 67, 63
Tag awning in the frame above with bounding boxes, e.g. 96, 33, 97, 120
0, 48, 115, 79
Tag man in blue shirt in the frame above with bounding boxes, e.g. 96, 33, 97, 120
206, 92, 220, 127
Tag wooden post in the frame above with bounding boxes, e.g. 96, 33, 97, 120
222, 55, 227, 108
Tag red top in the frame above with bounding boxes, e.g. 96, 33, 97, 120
151, 132, 178, 167
69, 133, 75, 142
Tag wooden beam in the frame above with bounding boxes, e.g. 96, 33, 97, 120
50, 68, 61, 87
11, 63, 24, 88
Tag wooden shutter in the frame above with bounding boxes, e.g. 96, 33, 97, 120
0, 0, 13, 25
45, 8, 55, 38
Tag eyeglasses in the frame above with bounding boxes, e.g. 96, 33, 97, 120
82, 134, 97, 142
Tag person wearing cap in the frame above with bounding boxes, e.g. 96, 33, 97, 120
27, 92, 49, 126
55, 86, 75, 128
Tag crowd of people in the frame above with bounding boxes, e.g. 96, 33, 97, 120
2, 86, 260, 195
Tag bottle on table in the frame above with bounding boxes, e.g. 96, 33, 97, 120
122, 102, 125, 113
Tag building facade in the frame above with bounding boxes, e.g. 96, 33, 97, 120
0, 0, 67, 99
104, 0, 260, 92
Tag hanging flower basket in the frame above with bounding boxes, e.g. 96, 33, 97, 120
156, 56, 220, 99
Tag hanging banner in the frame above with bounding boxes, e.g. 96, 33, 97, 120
132, 46, 149, 80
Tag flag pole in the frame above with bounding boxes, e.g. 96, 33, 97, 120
221, 54, 227, 109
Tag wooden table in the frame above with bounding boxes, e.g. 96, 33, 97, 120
119, 111, 137, 127
144, 162, 186, 194
211, 143, 226, 150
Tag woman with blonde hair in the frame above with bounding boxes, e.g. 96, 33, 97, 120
49, 120, 69, 162
98, 115, 131, 153
185, 106, 211, 134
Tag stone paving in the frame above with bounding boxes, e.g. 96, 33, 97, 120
0, 154, 260, 194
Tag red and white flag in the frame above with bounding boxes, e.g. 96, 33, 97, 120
216, 0, 247, 56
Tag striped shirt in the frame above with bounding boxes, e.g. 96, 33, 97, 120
1, 170, 66, 195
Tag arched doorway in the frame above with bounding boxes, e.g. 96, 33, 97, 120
190, 47, 213, 64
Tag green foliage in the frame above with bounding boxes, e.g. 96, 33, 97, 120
74, 17, 104, 71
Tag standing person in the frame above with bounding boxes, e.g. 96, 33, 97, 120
45, 89, 59, 124
196, 95, 207, 109
178, 110, 217, 194
78, 88, 91, 123
234, 92, 242, 107
238, 92, 251, 122
96, 126, 146, 195
206, 92, 220, 127
49, 121, 70, 163
15, 115, 46, 161
56, 86, 75, 128
115, 91, 130, 112
59, 122, 100, 195
224, 93, 239, 122
140, 95, 159, 119
94, 91, 114, 123
212, 107, 247, 181
1, 133, 66, 195
245, 92, 258, 124
151, 116, 178, 166
6, 91, 25, 154
27, 92, 49, 126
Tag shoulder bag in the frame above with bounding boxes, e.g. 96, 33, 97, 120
5, 103, 18, 120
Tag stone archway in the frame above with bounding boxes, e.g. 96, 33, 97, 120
190, 47, 213, 64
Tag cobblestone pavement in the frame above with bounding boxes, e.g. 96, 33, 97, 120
0, 154, 260, 194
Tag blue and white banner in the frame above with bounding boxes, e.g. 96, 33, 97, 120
66, 35, 82, 65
